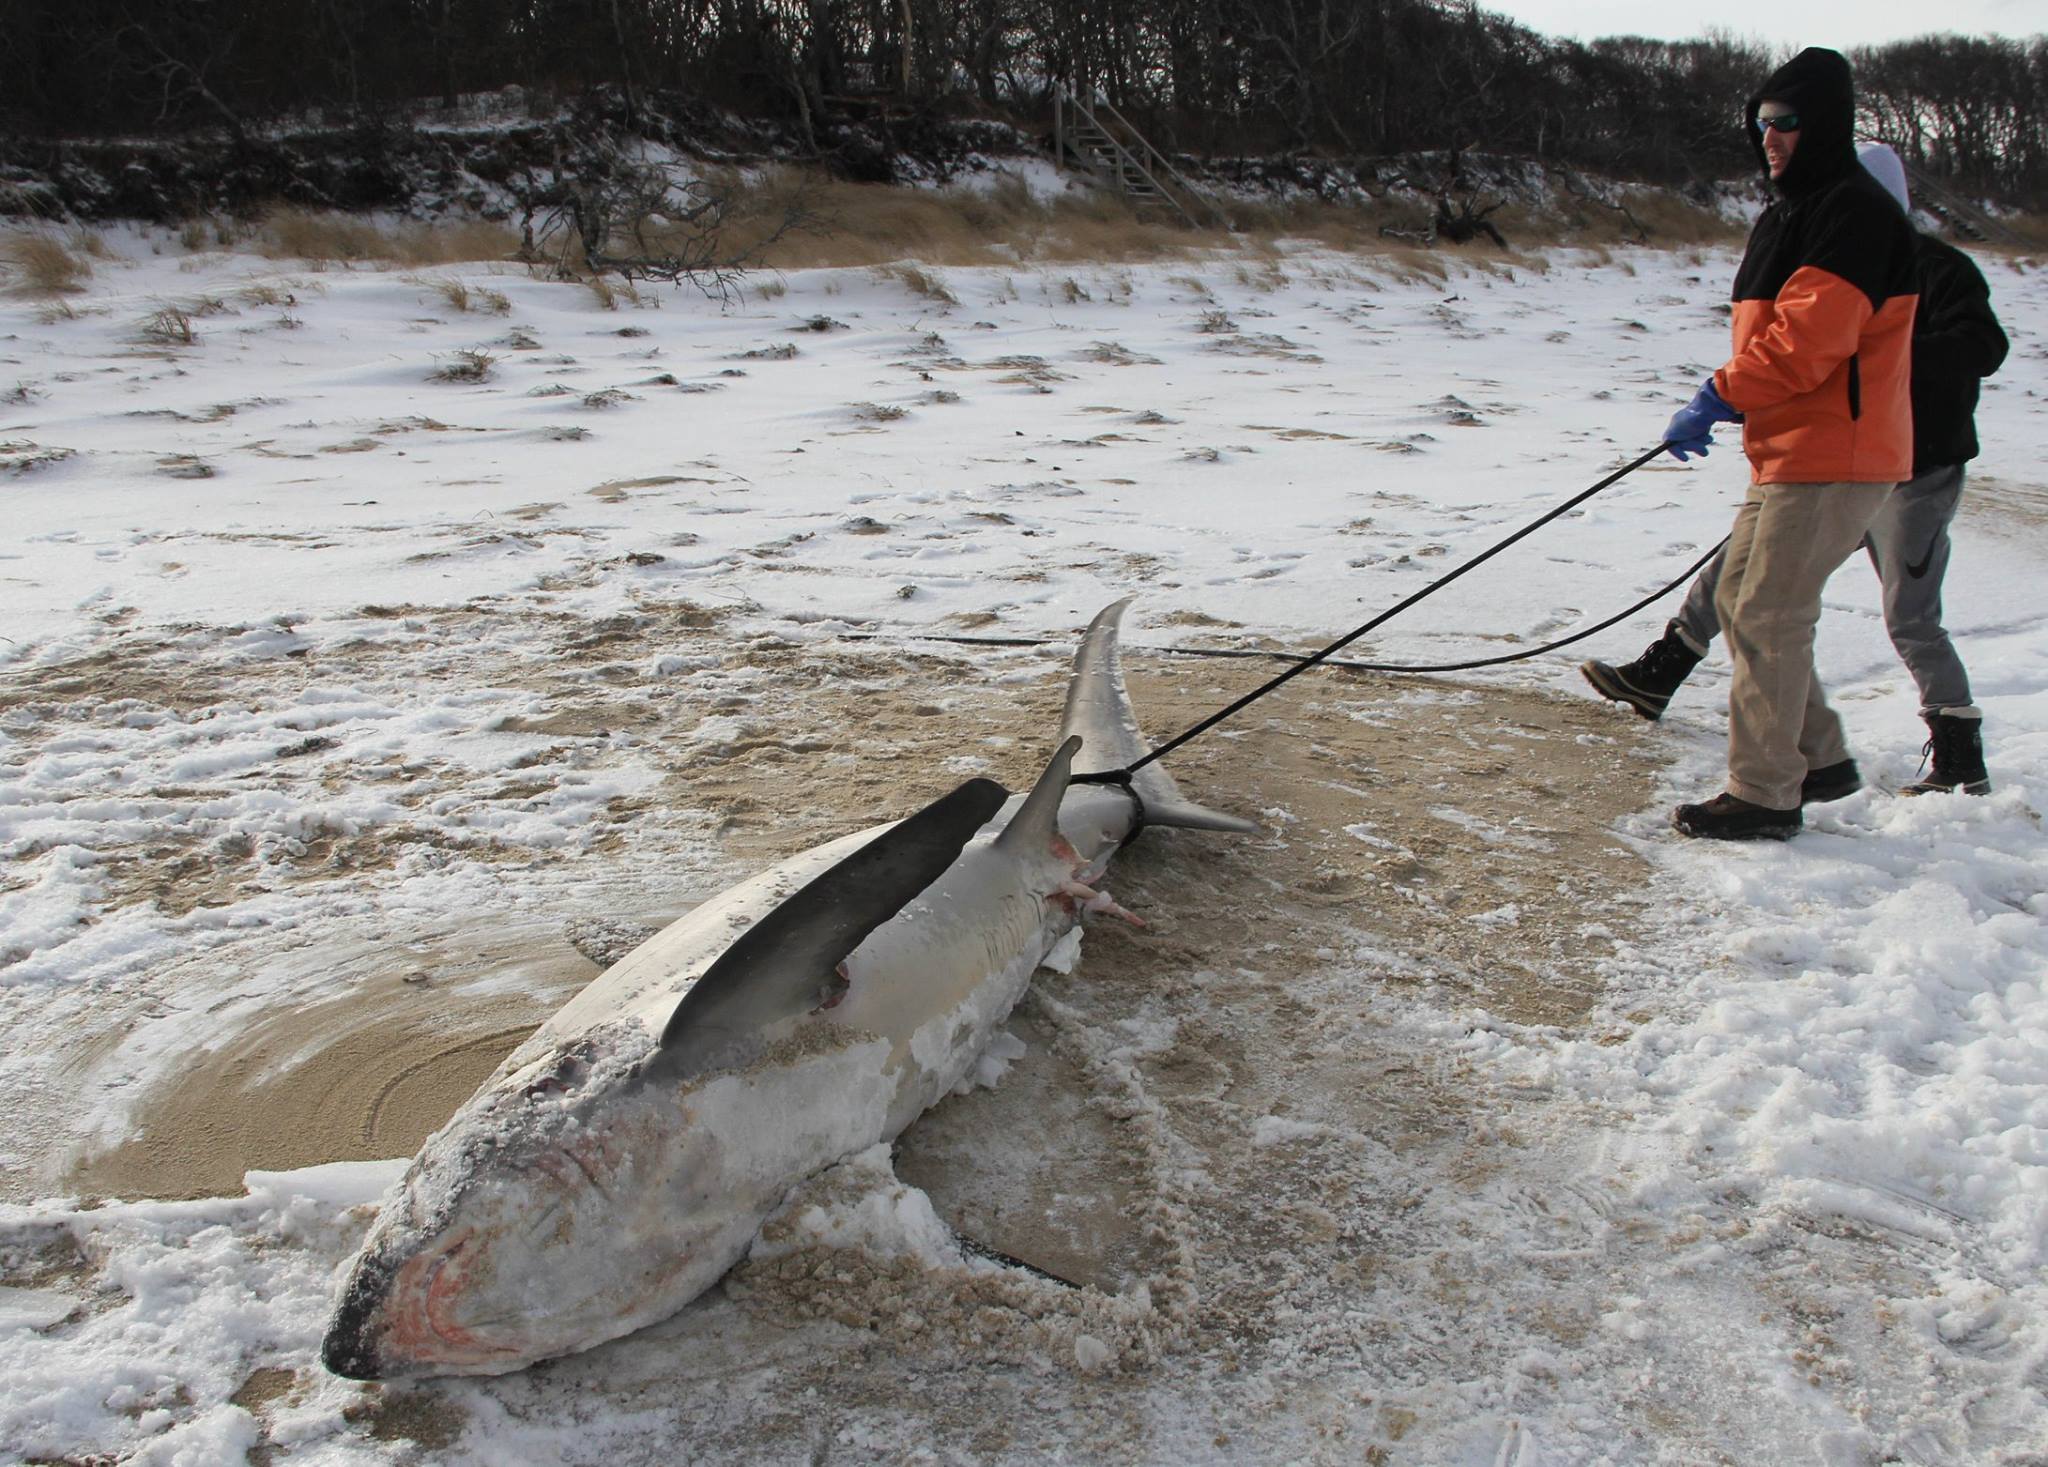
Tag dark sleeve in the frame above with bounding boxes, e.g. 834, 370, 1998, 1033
1802, 184, 1913, 309
1915, 242, 2010, 383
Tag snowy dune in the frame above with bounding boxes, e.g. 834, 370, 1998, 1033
1, 229, 2045, 1464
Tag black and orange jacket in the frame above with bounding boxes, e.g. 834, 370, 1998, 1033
1713, 49, 1918, 485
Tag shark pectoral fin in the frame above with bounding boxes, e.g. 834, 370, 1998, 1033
995, 734, 1082, 856
650, 776, 1011, 1080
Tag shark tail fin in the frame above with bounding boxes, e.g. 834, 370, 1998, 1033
1063, 600, 1259, 836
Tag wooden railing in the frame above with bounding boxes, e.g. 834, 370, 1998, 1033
1052, 87, 1230, 230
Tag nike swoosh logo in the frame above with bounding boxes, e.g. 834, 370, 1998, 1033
1906, 541, 1939, 579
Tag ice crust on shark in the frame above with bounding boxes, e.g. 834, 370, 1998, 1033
321, 600, 1252, 1380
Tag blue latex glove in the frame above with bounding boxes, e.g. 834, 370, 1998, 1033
1663, 378, 1743, 461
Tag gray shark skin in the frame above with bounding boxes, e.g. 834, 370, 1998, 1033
321, 599, 1253, 1380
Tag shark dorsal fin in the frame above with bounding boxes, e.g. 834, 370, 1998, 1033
995, 735, 1081, 855
649, 776, 1010, 1081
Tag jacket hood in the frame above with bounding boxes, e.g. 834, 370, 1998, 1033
1857, 141, 1911, 213
1747, 47, 1858, 198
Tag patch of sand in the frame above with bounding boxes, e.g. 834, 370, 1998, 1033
63, 925, 596, 1202
1961, 472, 2048, 536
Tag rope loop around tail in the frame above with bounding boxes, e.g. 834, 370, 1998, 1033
1068, 765, 1147, 837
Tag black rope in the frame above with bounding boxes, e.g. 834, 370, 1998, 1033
835, 440, 1686, 781
1118, 441, 1672, 775
847, 536, 1722, 676
1186, 536, 1725, 675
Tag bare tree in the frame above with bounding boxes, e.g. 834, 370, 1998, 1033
2, 1, 2041, 214
525, 131, 820, 301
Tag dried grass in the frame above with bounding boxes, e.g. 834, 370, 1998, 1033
258, 208, 517, 266
1494, 191, 1746, 249
423, 275, 472, 312
2, 233, 93, 294
882, 263, 957, 304
579, 273, 645, 311
236, 280, 308, 308
1986, 214, 2048, 252
430, 348, 498, 383
1371, 246, 1451, 284
722, 169, 1749, 278
123, 177, 1796, 311
417, 276, 513, 314
260, 209, 394, 263
727, 168, 1214, 271
178, 215, 250, 253
138, 306, 197, 346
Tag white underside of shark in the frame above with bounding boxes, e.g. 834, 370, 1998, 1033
322, 599, 1253, 1379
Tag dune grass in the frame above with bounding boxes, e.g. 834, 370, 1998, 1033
124, 169, 1752, 290
1, 232, 95, 294
255, 208, 519, 266
712, 166, 1747, 278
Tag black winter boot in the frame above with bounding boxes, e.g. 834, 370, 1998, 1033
1800, 758, 1862, 805
1671, 792, 1802, 841
1581, 624, 1704, 720
1902, 708, 1991, 795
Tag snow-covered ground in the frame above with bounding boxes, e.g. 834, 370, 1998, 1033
1, 224, 2044, 1464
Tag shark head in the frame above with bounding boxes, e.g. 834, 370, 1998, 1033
322, 1030, 739, 1379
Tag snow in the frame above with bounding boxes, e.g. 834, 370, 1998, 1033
747, 1144, 967, 1268
1, 222, 2045, 1462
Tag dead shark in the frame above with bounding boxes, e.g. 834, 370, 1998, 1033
321, 599, 1253, 1379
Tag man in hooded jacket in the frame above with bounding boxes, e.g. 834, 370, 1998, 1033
1650, 47, 1920, 840
1579, 141, 2007, 799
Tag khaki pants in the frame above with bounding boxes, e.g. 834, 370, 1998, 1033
1713, 481, 1896, 810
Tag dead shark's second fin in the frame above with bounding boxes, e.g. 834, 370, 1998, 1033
995, 735, 1081, 855
649, 777, 1010, 1081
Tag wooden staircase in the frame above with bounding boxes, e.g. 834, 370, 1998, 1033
1051, 87, 1227, 230
1898, 158, 2017, 246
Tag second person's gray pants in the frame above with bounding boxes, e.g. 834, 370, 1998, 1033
1671, 462, 1974, 714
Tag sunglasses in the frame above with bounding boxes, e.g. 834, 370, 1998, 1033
1754, 113, 1802, 134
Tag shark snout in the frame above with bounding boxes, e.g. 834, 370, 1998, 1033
320, 1255, 394, 1380
321, 1229, 494, 1380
